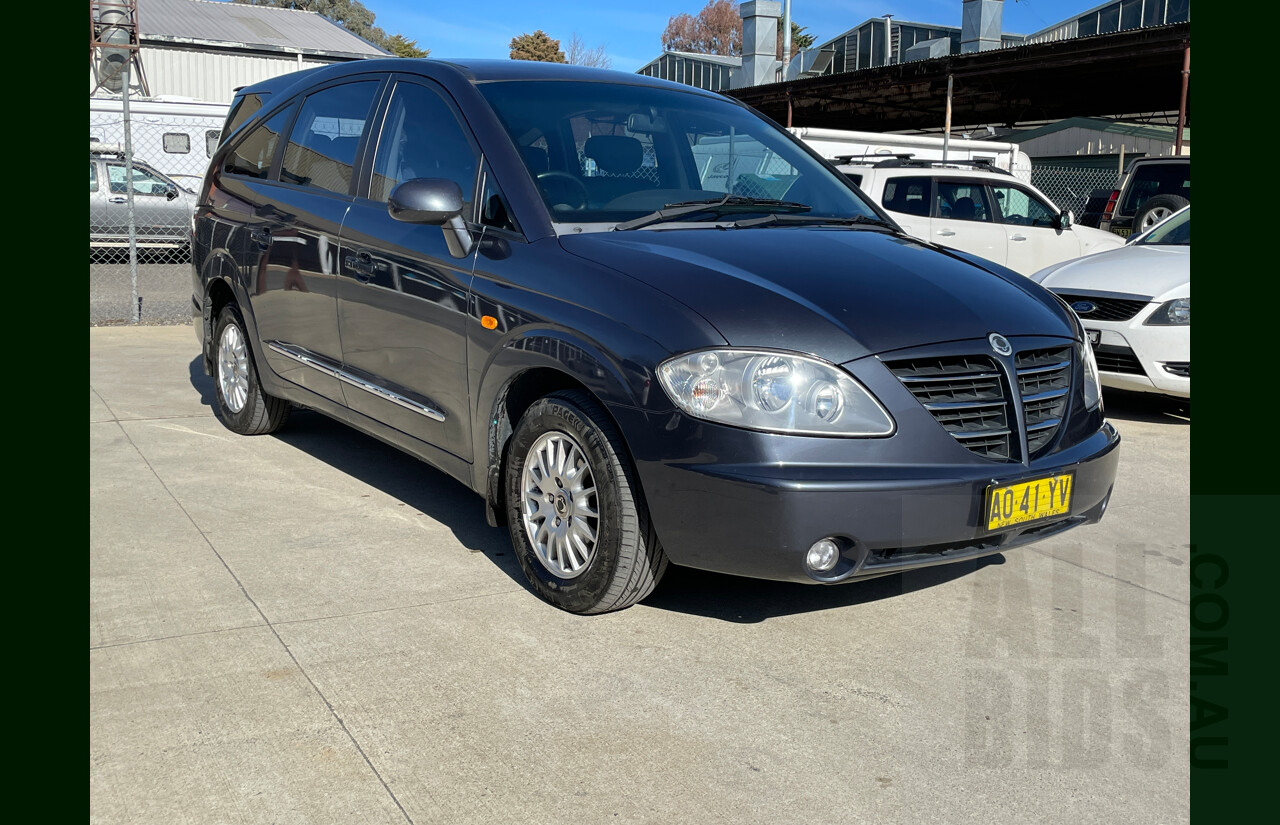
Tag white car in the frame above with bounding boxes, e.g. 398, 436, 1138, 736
837, 160, 1126, 276
1031, 207, 1190, 399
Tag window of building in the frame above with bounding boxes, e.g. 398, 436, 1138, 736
369, 81, 478, 207
1143, 0, 1165, 26
1120, 0, 1142, 30
1098, 3, 1121, 33
163, 133, 190, 154
224, 103, 297, 180
857, 25, 872, 69
1078, 13, 1098, 36
1166, 0, 1189, 23
280, 80, 380, 195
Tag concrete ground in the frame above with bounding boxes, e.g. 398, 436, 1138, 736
90, 326, 1190, 825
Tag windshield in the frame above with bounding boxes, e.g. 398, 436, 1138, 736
1135, 207, 1190, 246
477, 80, 882, 228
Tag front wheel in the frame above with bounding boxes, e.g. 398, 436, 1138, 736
213, 304, 290, 435
505, 391, 667, 614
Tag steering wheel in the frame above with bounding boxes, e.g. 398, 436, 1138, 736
536, 171, 589, 211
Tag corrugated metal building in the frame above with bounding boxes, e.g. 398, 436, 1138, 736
91, 0, 387, 103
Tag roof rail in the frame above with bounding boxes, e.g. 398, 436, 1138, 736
865, 156, 1014, 175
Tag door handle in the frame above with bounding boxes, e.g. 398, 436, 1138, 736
249, 228, 272, 248
936, 229, 956, 237
108, 196, 127, 204
345, 252, 376, 281
1011, 234, 1027, 242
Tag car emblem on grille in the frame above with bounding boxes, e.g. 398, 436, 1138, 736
1071, 300, 1097, 314
988, 333, 1012, 356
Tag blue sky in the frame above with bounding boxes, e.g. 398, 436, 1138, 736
365, 1, 1103, 71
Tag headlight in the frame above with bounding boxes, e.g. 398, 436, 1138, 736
657, 349, 894, 436
1144, 297, 1189, 326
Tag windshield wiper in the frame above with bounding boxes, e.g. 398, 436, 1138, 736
614, 195, 811, 231
730, 213, 900, 231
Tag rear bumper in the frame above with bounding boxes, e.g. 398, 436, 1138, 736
615, 406, 1121, 584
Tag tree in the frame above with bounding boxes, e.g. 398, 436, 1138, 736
509, 30, 567, 63
661, 0, 741, 56
385, 33, 428, 58
232, 1, 424, 57
565, 33, 612, 69
777, 22, 815, 60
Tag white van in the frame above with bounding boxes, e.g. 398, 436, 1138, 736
89, 96, 230, 191
791, 127, 1032, 184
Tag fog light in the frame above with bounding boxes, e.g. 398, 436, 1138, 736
806, 538, 841, 572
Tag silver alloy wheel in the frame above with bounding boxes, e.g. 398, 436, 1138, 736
1141, 206, 1173, 230
217, 322, 250, 414
521, 430, 600, 579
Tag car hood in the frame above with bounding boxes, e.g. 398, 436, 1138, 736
559, 226, 1075, 363
1032, 243, 1190, 299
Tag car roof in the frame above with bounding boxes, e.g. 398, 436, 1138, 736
234, 58, 723, 103
842, 165, 1013, 181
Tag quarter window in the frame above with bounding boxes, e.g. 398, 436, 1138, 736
281, 81, 380, 195
224, 103, 296, 180
369, 81, 478, 207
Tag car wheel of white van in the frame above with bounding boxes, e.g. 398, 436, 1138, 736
213, 305, 290, 436
505, 391, 667, 614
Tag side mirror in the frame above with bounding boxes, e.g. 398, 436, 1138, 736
1056, 209, 1073, 229
166, 183, 179, 200
388, 178, 473, 259
388, 178, 463, 225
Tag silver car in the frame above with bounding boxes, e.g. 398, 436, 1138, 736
90, 145, 197, 255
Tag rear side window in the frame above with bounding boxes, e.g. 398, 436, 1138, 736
937, 180, 994, 222
1121, 163, 1190, 214
224, 103, 297, 180
281, 81, 380, 195
881, 176, 931, 217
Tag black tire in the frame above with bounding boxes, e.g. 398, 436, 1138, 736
212, 304, 290, 435
1133, 194, 1189, 233
505, 390, 667, 614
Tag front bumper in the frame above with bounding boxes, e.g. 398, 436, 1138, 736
1086, 323, 1189, 399
613, 406, 1120, 584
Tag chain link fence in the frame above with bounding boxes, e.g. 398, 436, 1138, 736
1028, 164, 1121, 222
90, 110, 222, 326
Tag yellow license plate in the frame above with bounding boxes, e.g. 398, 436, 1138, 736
1112, 227, 1131, 238
985, 473, 1074, 530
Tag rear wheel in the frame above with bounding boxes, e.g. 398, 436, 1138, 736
1134, 195, 1189, 232
213, 305, 290, 435
505, 391, 667, 614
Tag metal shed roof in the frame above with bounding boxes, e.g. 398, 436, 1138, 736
138, 0, 387, 59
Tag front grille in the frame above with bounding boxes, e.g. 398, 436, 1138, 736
1093, 343, 1146, 375
1162, 361, 1190, 378
1016, 347, 1071, 457
886, 344, 1076, 463
885, 355, 1012, 461
1055, 292, 1151, 322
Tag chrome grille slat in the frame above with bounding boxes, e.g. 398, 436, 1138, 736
887, 344, 1076, 463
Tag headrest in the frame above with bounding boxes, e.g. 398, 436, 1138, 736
584, 135, 642, 174
521, 145, 549, 174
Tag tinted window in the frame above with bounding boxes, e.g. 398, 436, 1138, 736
881, 176, 932, 217
222, 92, 268, 144
990, 183, 1057, 227
224, 103, 296, 179
281, 81, 380, 195
369, 81, 477, 205
1121, 163, 1190, 214
937, 181, 994, 222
